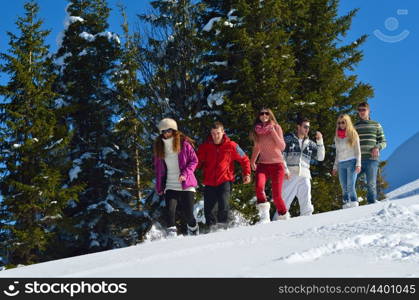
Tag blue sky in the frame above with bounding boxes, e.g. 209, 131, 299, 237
1, 0, 418, 160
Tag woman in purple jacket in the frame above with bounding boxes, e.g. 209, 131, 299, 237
154, 118, 199, 237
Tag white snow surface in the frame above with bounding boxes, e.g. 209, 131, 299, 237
202, 17, 221, 32
1, 181, 419, 277
384, 131, 419, 192
386, 178, 419, 200
67, 16, 84, 26
207, 90, 227, 108
79, 32, 95, 42
68, 166, 81, 182
210, 61, 228, 66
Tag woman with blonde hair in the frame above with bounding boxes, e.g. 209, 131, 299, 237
154, 118, 199, 236
332, 114, 361, 209
250, 108, 288, 223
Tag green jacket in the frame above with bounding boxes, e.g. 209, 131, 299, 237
354, 119, 386, 160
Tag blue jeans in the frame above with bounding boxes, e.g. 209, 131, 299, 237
338, 159, 358, 203
358, 159, 379, 204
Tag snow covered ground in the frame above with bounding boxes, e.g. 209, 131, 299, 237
1, 181, 419, 278
384, 131, 419, 192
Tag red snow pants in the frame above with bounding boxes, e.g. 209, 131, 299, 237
255, 163, 287, 215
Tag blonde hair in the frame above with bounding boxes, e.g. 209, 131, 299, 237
336, 114, 359, 147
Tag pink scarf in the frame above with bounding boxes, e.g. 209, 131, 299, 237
255, 123, 274, 135
337, 129, 346, 139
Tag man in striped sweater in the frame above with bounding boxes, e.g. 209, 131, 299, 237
354, 102, 387, 204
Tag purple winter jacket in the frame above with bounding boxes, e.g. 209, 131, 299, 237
154, 140, 198, 194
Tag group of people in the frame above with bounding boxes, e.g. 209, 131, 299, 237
153, 102, 386, 236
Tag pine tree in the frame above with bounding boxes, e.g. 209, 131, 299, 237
201, 0, 296, 142
112, 5, 152, 212
0, 1, 81, 266
54, 0, 149, 256
137, 0, 213, 141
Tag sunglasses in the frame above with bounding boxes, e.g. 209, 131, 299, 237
358, 108, 367, 112
259, 112, 270, 116
338, 121, 346, 125
161, 128, 173, 134
302, 125, 310, 129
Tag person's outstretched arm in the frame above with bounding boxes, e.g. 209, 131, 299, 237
232, 143, 251, 178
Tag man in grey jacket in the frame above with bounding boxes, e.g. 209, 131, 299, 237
278, 118, 325, 218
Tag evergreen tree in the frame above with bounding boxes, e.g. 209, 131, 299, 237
137, 0, 213, 140
0, 1, 81, 266
54, 0, 149, 256
112, 5, 151, 211
201, 0, 296, 142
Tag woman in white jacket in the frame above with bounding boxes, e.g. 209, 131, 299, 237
332, 114, 361, 209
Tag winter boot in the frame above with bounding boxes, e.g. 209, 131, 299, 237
357, 197, 366, 204
187, 224, 199, 236
348, 201, 359, 208
272, 211, 290, 221
209, 224, 219, 233
166, 226, 178, 238
299, 204, 314, 216
217, 222, 228, 230
342, 201, 359, 209
256, 202, 271, 224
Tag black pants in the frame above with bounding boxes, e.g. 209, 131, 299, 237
204, 182, 232, 226
165, 190, 197, 228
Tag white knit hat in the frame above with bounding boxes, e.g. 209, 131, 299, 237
158, 118, 178, 133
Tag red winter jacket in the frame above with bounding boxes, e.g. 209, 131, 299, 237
197, 134, 251, 186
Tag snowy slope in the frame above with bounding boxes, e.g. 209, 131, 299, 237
1, 181, 419, 278
384, 131, 419, 192
386, 179, 419, 200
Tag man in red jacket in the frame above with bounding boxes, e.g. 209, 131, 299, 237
197, 121, 251, 230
